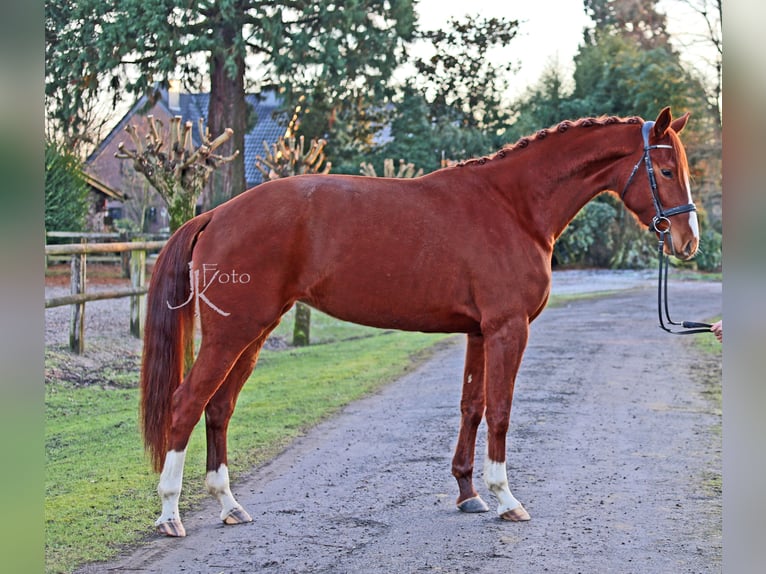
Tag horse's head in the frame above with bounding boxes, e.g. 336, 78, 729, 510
621, 107, 700, 260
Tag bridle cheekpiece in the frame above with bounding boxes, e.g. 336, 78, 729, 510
620, 120, 697, 234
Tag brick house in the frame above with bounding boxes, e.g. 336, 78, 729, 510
85, 87, 287, 234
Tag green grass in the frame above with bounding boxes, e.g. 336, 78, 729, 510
692, 317, 723, 356
546, 290, 619, 308
269, 304, 387, 344
685, 315, 722, 500
669, 268, 723, 282
45, 320, 452, 573
687, 315, 723, 409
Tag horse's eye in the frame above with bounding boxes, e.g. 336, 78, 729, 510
660, 168, 673, 178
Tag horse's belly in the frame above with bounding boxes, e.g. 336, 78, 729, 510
303, 285, 480, 334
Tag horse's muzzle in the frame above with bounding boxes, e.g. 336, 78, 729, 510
667, 236, 698, 260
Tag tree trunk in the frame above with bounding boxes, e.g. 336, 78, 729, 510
293, 302, 311, 347
168, 191, 197, 232
206, 24, 248, 210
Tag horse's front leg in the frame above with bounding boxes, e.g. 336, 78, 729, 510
482, 321, 531, 521
452, 333, 489, 513
204, 338, 264, 525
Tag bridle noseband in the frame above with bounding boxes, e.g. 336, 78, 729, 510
621, 121, 711, 336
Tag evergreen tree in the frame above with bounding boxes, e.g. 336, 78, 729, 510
45, 140, 90, 232
376, 84, 441, 173
412, 14, 519, 133
504, 62, 576, 143
509, 0, 717, 268
584, 0, 671, 49
370, 14, 521, 172
569, 31, 707, 120
45, 0, 416, 204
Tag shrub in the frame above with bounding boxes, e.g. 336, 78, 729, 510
694, 228, 722, 272
554, 200, 617, 267
45, 140, 90, 232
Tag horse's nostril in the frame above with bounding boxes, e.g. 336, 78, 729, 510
684, 238, 698, 258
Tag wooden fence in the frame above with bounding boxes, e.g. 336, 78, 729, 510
44, 239, 167, 354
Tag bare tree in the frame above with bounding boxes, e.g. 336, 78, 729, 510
666, 0, 722, 122
116, 116, 239, 232
359, 158, 423, 178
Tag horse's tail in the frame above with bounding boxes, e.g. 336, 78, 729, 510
140, 212, 212, 472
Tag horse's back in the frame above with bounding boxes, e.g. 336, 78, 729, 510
190, 173, 548, 333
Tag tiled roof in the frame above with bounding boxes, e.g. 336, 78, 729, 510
175, 90, 288, 187
245, 92, 289, 186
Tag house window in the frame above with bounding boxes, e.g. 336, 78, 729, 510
107, 206, 123, 221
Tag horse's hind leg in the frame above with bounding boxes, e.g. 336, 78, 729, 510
203, 335, 268, 525
155, 337, 256, 537
452, 333, 489, 513
482, 321, 531, 522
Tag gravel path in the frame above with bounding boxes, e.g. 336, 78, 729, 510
67, 276, 722, 574
45, 279, 143, 387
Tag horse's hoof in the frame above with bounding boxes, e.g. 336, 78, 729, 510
222, 506, 253, 525
457, 496, 490, 513
156, 518, 186, 537
500, 504, 531, 522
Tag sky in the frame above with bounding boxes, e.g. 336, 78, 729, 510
412, 0, 720, 101
413, 0, 591, 98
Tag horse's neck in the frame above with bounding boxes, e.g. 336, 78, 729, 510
487, 127, 636, 245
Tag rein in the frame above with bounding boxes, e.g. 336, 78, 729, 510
622, 121, 711, 336
655, 231, 712, 335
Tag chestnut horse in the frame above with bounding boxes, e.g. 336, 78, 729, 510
141, 108, 699, 536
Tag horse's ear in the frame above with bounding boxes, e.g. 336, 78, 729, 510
652, 107, 672, 138
670, 112, 690, 134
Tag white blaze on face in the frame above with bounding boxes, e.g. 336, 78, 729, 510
684, 171, 700, 238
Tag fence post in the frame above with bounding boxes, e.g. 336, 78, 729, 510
120, 231, 131, 278
130, 249, 146, 338
69, 252, 86, 354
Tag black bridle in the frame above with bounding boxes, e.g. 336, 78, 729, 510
621, 121, 711, 336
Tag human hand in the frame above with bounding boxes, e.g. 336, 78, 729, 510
710, 320, 722, 343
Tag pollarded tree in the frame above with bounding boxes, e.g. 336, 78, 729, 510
115, 115, 239, 232
254, 135, 331, 181
359, 158, 423, 178
45, 0, 416, 204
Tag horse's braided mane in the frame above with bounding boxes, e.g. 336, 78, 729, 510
455, 115, 643, 168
